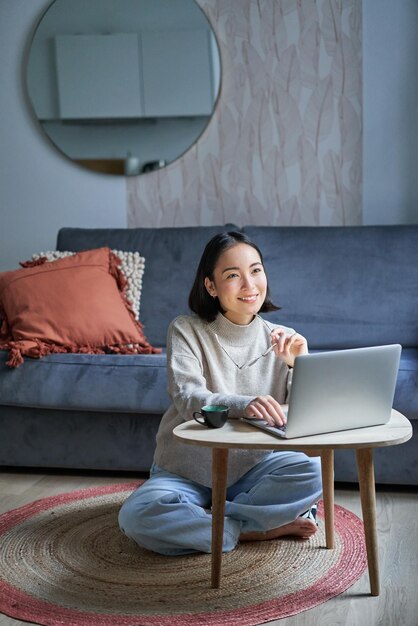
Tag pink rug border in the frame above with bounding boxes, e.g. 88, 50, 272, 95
0, 482, 367, 626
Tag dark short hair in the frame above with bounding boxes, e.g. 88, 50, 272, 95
188, 231, 280, 322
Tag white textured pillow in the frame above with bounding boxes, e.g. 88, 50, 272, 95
31, 250, 145, 320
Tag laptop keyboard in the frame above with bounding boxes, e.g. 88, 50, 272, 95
245, 418, 287, 436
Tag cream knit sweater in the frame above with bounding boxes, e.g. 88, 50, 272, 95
154, 313, 294, 487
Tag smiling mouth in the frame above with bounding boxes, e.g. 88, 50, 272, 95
238, 295, 258, 303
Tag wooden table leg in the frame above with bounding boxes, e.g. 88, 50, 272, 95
356, 448, 380, 596
320, 449, 335, 549
211, 447, 229, 589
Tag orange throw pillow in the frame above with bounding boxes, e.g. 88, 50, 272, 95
0, 247, 160, 367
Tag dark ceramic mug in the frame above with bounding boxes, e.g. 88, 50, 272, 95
193, 405, 229, 428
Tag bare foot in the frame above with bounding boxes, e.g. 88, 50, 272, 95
239, 517, 317, 542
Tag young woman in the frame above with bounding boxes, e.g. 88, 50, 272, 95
118, 232, 322, 555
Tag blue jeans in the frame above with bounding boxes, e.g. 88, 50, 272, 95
118, 451, 322, 555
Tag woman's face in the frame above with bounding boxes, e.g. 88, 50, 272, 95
204, 243, 268, 325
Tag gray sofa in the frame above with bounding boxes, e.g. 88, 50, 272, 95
0, 225, 417, 485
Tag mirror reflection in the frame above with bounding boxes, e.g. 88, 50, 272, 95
27, 0, 221, 175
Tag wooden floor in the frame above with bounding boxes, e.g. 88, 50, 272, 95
0, 471, 417, 626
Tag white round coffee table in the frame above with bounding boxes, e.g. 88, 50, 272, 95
174, 409, 412, 594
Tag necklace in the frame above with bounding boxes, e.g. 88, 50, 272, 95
213, 316, 275, 370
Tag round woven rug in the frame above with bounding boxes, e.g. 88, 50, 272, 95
0, 482, 367, 626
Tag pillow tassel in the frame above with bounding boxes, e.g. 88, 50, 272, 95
109, 344, 155, 355
3, 338, 160, 367
77, 344, 106, 355
35, 340, 68, 358
6, 342, 24, 368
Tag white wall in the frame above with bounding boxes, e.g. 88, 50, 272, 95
363, 0, 418, 224
0, 0, 127, 272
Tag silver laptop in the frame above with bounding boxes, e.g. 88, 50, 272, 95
243, 344, 401, 439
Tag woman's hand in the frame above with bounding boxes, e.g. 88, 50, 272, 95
271, 328, 308, 368
244, 395, 287, 427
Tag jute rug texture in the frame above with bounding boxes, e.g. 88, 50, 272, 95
0, 482, 367, 625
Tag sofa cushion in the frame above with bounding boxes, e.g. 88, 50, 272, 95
0, 247, 158, 367
57, 225, 239, 347
0, 349, 416, 421
243, 225, 418, 349
0, 351, 169, 413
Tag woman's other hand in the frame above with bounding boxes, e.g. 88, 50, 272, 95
271, 328, 308, 368
244, 395, 287, 427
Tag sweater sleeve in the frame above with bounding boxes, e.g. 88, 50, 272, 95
166, 318, 255, 420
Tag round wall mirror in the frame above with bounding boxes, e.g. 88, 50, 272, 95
26, 0, 221, 175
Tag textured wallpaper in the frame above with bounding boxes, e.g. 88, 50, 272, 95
128, 0, 362, 227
